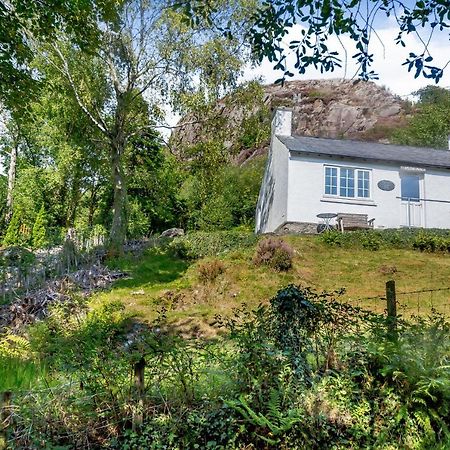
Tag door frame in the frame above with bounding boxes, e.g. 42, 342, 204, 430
400, 172, 425, 227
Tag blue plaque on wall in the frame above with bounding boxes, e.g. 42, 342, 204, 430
377, 180, 395, 191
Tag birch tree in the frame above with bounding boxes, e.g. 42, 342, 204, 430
46, 0, 253, 254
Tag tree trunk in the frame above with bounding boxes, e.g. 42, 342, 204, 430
5, 144, 17, 223
87, 184, 98, 227
66, 164, 82, 228
108, 140, 127, 256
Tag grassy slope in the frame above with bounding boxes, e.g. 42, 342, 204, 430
94, 236, 450, 336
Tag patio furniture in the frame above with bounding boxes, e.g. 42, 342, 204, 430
336, 213, 375, 232
316, 212, 338, 233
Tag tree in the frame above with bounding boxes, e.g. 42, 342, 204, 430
178, 0, 450, 83
0, 0, 119, 109
32, 205, 49, 249
45, 0, 253, 254
0, 117, 20, 224
394, 85, 450, 149
3, 209, 28, 247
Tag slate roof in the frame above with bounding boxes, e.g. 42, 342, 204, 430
278, 135, 450, 169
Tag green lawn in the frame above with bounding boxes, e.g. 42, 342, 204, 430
92, 236, 450, 336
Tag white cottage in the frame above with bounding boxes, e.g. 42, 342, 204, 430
255, 108, 450, 234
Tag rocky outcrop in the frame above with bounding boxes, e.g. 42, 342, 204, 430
264, 79, 407, 139
173, 79, 410, 164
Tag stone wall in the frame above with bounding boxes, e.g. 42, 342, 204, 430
274, 221, 319, 235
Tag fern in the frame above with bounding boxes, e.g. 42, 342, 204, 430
226, 390, 303, 444
0, 332, 31, 359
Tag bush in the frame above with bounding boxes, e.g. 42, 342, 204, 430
197, 260, 225, 283
412, 232, 450, 252
32, 205, 49, 249
3, 210, 30, 247
253, 238, 294, 271
169, 231, 257, 259
319, 228, 450, 253
5, 284, 450, 449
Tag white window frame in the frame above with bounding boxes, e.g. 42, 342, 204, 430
323, 165, 372, 200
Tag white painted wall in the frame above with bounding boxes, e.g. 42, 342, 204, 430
255, 135, 289, 233
421, 168, 450, 228
286, 153, 450, 229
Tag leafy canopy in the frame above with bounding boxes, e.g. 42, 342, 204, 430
394, 85, 450, 148
0, 0, 119, 109
177, 0, 450, 83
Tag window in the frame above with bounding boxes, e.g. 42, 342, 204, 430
340, 168, 355, 197
324, 166, 371, 199
358, 170, 370, 198
401, 175, 420, 201
325, 167, 337, 195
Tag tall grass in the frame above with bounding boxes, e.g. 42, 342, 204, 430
0, 357, 48, 392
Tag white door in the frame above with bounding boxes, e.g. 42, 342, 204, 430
400, 174, 423, 227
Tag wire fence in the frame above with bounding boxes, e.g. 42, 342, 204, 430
350, 283, 450, 317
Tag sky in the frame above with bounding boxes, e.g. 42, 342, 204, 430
242, 21, 450, 99
160, 20, 450, 135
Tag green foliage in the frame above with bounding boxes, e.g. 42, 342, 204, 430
193, 195, 235, 231
181, 156, 265, 232
127, 199, 150, 239
0, 333, 48, 391
319, 228, 450, 252
253, 237, 294, 271
3, 281, 450, 448
3, 209, 31, 247
226, 391, 303, 445
126, 131, 184, 234
237, 108, 271, 151
177, 82, 267, 232
31, 205, 49, 249
169, 230, 257, 259
0, 0, 119, 110
412, 231, 450, 252
394, 86, 450, 149
181, 1, 449, 83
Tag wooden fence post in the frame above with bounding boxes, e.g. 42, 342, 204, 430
132, 357, 146, 431
386, 280, 397, 336
1, 391, 12, 450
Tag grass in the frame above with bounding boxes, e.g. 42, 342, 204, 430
92, 236, 450, 336
0, 357, 48, 392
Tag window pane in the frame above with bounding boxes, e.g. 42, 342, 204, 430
340, 168, 354, 197
325, 167, 337, 195
357, 170, 370, 198
401, 175, 420, 201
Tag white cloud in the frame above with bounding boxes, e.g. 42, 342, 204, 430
242, 24, 450, 99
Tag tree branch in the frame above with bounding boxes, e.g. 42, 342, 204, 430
51, 44, 109, 136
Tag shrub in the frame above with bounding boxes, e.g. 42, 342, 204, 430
31, 205, 49, 249
253, 238, 294, 271
3, 210, 30, 247
412, 232, 450, 252
170, 231, 257, 259
197, 259, 225, 283
168, 238, 194, 259
319, 228, 450, 253
319, 230, 345, 246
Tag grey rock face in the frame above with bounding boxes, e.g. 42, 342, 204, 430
173, 79, 408, 163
